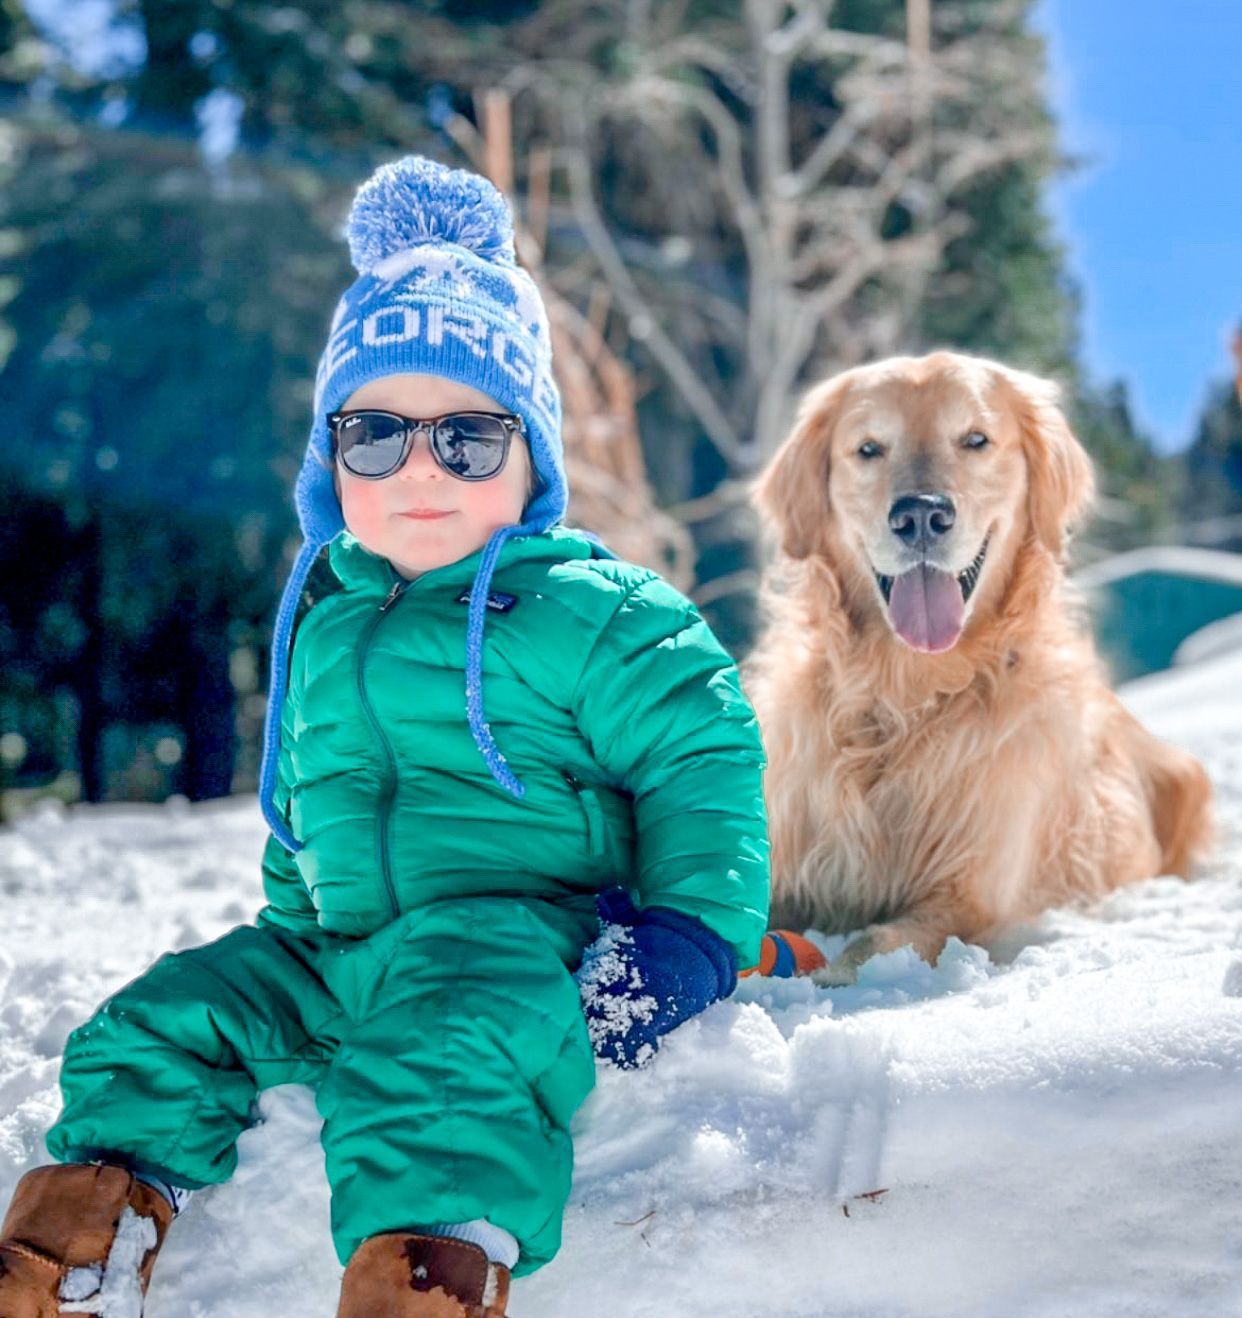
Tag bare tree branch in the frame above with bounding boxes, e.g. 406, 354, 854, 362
563, 145, 747, 466
501, 0, 1052, 486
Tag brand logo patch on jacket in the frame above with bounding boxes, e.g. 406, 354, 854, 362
455, 589, 519, 613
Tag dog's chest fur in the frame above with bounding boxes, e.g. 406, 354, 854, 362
765, 668, 1053, 932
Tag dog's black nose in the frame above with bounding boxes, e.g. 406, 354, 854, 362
888, 493, 956, 549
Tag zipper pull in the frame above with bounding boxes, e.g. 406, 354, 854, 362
380, 581, 404, 612
563, 771, 606, 857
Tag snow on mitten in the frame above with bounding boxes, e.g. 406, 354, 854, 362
575, 887, 737, 1069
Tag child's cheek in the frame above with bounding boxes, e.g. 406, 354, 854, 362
340, 479, 386, 542
474, 481, 526, 527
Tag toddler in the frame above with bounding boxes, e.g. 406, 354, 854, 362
0, 157, 769, 1317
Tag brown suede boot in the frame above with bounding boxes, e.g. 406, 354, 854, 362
0, 1164, 174, 1317
337, 1233, 511, 1318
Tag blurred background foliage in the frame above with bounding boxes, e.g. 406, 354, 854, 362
1, 0, 1239, 813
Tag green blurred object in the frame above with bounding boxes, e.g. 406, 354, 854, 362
1076, 548, 1242, 684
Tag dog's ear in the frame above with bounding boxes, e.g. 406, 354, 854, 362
753, 376, 848, 560
1001, 366, 1095, 559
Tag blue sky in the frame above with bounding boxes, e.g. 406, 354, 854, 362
1035, 0, 1242, 452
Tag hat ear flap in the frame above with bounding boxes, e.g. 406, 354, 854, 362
1001, 368, 1095, 560
295, 419, 345, 545
753, 377, 847, 560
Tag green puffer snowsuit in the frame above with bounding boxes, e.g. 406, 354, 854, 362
48, 528, 769, 1273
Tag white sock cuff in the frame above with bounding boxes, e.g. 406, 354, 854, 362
418, 1219, 519, 1270
131, 1170, 193, 1215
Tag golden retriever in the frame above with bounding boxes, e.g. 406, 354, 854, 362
745, 351, 1213, 984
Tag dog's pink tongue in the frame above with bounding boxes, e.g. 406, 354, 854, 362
888, 565, 964, 653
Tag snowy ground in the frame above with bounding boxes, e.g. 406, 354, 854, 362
2, 650, 1240, 1317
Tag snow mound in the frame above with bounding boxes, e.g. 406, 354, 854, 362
1, 654, 1240, 1315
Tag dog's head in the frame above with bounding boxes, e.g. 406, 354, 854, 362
754, 351, 1095, 654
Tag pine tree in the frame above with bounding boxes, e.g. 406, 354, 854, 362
1181, 378, 1242, 545
0, 21, 351, 802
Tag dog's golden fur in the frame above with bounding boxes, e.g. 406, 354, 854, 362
746, 352, 1212, 982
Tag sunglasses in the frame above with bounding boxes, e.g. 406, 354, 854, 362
328, 408, 525, 481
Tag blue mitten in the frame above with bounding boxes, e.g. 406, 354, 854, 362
575, 887, 737, 1069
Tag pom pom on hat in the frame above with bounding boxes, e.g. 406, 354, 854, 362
346, 155, 517, 275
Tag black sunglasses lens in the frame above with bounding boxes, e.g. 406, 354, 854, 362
336, 413, 407, 476
433, 414, 509, 479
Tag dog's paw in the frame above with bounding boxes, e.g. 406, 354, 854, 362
810, 933, 879, 987
811, 960, 858, 987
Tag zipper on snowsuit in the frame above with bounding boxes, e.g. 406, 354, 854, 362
562, 770, 607, 858
356, 575, 410, 920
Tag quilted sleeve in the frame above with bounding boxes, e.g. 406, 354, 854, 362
572, 573, 770, 967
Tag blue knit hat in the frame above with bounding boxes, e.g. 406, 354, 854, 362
258, 155, 566, 853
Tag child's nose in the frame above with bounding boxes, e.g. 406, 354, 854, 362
397, 428, 443, 480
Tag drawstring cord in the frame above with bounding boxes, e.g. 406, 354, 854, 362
462, 520, 549, 799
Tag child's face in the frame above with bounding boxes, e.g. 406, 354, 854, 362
334, 373, 532, 578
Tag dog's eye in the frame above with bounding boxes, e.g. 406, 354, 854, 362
963, 430, 990, 450
857, 440, 884, 460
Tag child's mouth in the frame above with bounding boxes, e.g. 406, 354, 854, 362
399, 509, 455, 520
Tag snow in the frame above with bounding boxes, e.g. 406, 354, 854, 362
2, 652, 1241, 1316
576, 922, 659, 1065
60, 1207, 157, 1317
1118, 640, 1242, 746
1175, 611, 1242, 667
1073, 544, 1242, 590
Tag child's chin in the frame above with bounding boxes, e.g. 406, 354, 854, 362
385, 527, 482, 574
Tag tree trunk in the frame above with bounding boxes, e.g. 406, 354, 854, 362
178, 596, 236, 801
75, 516, 107, 803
